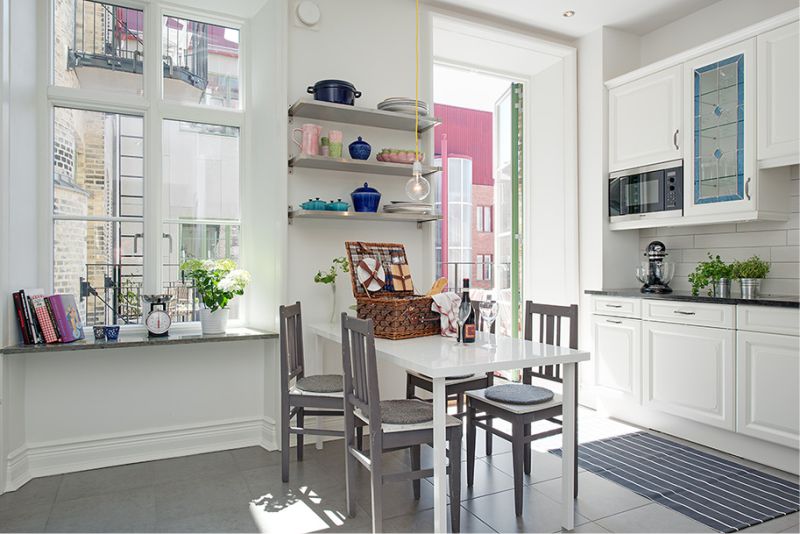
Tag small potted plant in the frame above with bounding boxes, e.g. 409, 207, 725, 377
315, 257, 349, 322
731, 256, 770, 299
181, 259, 251, 334
688, 253, 733, 297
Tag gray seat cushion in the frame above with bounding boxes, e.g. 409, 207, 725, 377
484, 384, 554, 405
295, 374, 343, 393
379, 400, 433, 424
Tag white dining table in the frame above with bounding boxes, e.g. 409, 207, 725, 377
310, 322, 590, 533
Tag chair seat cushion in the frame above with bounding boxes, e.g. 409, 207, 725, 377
484, 383, 554, 405
295, 374, 343, 394
379, 400, 433, 424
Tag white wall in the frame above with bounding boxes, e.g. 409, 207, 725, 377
640, 0, 799, 65
640, 166, 799, 296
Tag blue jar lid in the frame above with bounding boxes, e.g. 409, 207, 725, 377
353, 182, 379, 194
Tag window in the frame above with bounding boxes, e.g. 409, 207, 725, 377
476, 205, 492, 233
48, 3, 245, 327
475, 254, 493, 282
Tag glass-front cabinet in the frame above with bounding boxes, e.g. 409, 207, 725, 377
683, 39, 756, 216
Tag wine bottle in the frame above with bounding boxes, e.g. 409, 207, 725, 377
459, 278, 476, 343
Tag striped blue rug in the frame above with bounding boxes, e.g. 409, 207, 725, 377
550, 431, 799, 532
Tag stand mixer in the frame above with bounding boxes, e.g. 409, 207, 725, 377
635, 241, 675, 294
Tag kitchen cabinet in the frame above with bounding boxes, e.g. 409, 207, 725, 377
591, 315, 641, 403
683, 39, 756, 217
758, 22, 800, 167
642, 320, 735, 431
609, 65, 682, 172
737, 331, 799, 448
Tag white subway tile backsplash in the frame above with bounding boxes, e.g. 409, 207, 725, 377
771, 246, 800, 262
788, 230, 799, 246
761, 278, 800, 296
768, 262, 800, 279
640, 235, 694, 250
681, 246, 772, 263
657, 223, 737, 236
694, 230, 787, 248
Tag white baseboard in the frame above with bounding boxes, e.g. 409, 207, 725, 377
5, 416, 279, 493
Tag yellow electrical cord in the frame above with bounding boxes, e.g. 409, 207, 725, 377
414, 0, 420, 161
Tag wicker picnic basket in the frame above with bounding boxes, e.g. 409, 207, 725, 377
345, 241, 439, 340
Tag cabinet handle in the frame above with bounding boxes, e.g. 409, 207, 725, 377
745, 177, 751, 200
673, 129, 679, 150
605, 304, 623, 308
606, 319, 623, 324
673, 310, 696, 316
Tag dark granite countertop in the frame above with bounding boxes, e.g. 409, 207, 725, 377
1, 327, 278, 355
586, 289, 799, 308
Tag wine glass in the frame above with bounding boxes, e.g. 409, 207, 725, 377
479, 298, 499, 347
457, 304, 471, 344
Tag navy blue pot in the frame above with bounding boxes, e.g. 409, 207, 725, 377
351, 182, 381, 212
348, 137, 371, 160
307, 80, 362, 106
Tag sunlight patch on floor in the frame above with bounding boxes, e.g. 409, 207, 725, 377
249, 486, 347, 533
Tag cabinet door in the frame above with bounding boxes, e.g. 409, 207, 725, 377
683, 39, 756, 217
642, 321, 735, 430
758, 22, 800, 166
737, 331, 800, 448
591, 315, 641, 403
609, 65, 682, 172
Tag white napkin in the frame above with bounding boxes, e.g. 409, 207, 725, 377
431, 292, 461, 337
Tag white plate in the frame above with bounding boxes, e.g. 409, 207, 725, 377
356, 257, 386, 292
383, 206, 434, 214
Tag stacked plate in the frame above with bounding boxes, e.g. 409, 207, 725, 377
383, 201, 435, 214
377, 97, 429, 116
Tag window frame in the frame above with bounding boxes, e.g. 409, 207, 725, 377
42, 0, 248, 330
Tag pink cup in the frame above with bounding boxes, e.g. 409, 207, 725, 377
292, 123, 322, 156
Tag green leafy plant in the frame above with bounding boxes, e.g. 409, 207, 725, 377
731, 256, 770, 279
314, 257, 350, 285
180, 259, 251, 312
688, 253, 733, 296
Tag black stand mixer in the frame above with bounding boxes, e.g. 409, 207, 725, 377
636, 241, 675, 294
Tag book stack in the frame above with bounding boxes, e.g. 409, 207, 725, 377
11, 290, 85, 345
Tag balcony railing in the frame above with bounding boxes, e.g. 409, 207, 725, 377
438, 261, 511, 293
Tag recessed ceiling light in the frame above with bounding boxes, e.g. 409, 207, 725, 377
563, 10, 575, 17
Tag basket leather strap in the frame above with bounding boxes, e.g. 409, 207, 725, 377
357, 259, 383, 290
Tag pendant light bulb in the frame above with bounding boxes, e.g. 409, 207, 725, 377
405, 160, 430, 201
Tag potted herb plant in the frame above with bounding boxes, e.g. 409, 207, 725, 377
731, 256, 770, 299
181, 259, 251, 334
314, 257, 349, 322
688, 253, 733, 297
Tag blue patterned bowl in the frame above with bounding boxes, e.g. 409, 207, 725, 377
348, 137, 371, 160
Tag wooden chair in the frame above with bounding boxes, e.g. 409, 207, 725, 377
465, 301, 579, 516
405, 300, 496, 451
279, 302, 362, 482
341, 313, 463, 533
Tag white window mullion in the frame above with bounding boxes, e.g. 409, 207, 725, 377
142, 1, 162, 294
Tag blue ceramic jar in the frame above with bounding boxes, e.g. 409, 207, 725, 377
348, 137, 371, 160
351, 183, 381, 212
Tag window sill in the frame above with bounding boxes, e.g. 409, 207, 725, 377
1, 326, 277, 355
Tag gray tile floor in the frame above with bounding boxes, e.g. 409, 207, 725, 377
1, 410, 798, 533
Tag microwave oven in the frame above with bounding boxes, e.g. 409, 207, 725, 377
609, 160, 683, 222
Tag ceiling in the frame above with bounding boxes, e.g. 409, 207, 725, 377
431, 0, 721, 38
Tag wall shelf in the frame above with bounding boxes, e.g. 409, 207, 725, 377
288, 153, 439, 177
288, 99, 440, 133
288, 208, 441, 228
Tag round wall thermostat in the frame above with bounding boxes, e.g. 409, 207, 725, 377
296, 1, 321, 26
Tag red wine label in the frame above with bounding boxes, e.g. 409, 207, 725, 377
464, 324, 476, 341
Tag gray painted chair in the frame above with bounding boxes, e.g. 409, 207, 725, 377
279, 302, 362, 482
405, 300, 496, 450
465, 301, 579, 516
341, 313, 463, 533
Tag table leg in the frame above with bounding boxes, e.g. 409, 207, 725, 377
432, 376, 448, 533
313, 334, 324, 451
562, 362, 577, 530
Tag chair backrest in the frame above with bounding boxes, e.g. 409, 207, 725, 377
340, 313, 381, 427
470, 300, 496, 334
279, 302, 305, 392
523, 301, 578, 384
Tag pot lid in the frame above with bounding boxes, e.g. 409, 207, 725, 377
350, 136, 368, 144
313, 79, 356, 89
352, 182, 379, 194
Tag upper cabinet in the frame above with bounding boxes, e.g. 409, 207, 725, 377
609, 65, 682, 173
683, 40, 756, 217
757, 22, 800, 167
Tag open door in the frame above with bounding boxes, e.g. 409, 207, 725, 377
493, 82, 523, 339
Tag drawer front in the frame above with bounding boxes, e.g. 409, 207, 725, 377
737, 306, 799, 336
592, 296, 641, 318
642, 300, 735, 329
